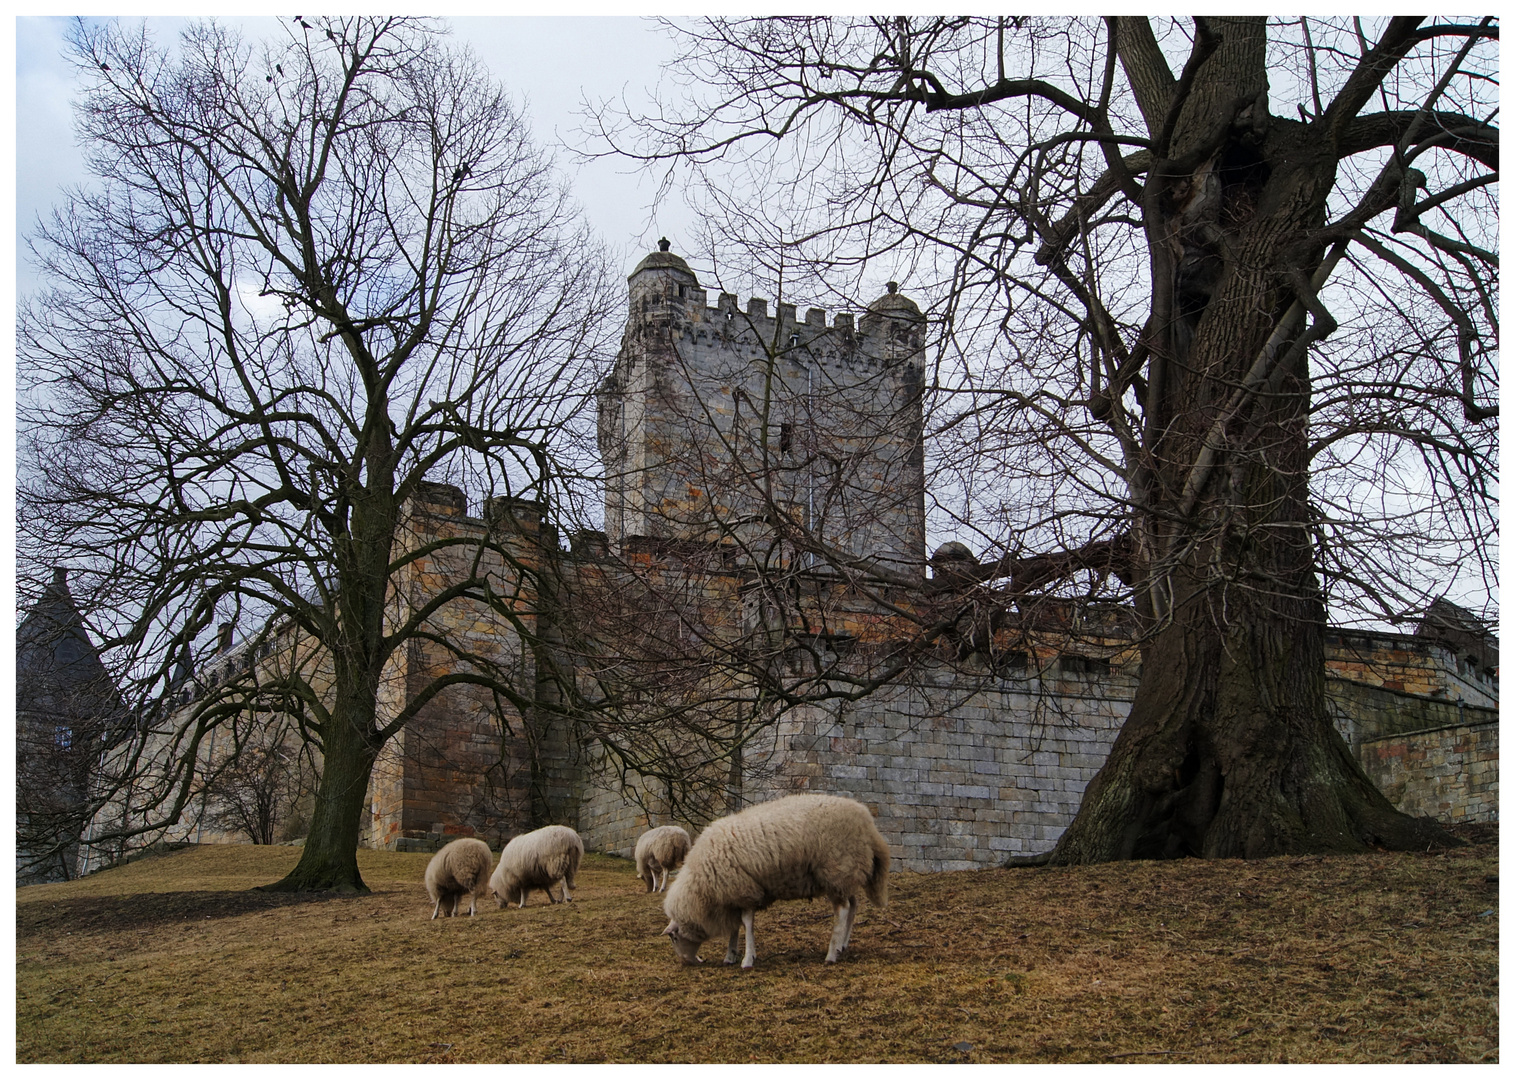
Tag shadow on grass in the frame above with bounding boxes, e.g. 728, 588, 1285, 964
17, 887, 377, 938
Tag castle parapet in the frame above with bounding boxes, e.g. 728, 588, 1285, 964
626, 242, 922, 364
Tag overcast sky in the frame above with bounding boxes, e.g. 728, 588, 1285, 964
14, 15, 701, 296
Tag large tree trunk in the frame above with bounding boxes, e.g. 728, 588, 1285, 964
1050, 569, 1450, 862
263, 481, 396, 894
1047, 17, 1454, 863
261, 696, 380, 893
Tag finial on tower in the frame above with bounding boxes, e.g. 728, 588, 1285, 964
887, 281, 899, 294
658, 237, 671, 252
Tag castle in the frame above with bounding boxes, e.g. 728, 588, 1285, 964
50, 243, 1497, 881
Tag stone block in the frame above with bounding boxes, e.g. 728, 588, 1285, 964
952, 784, 992, 800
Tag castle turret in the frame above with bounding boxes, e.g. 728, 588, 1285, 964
626, 237, 703, 318
598, 243, 927, 577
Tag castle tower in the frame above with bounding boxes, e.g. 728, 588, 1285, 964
597, 242, 927, 577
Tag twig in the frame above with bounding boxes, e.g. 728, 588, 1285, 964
1106, 1050, 1184, 1059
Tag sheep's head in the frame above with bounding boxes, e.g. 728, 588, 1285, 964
492, 886, 519, 909
664, 920, 706, 964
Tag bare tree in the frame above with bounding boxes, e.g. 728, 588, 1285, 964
598, 16, 1497, 860
19, 16, 615, 891
200, 718, 316, 845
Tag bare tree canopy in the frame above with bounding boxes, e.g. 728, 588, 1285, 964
19, 16, 616, 891
598, 16, 1497, 860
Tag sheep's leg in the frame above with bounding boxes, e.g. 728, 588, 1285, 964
723, 927, 742, 965
826, 898, 857, 962
561, 878, 572, 903
740, 910, 757, 969
467, 892, 476, 917
431, 897, 442, 920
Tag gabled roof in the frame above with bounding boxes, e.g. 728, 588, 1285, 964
16, 569, 124, 725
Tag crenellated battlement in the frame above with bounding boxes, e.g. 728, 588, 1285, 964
624, 240, 921, 364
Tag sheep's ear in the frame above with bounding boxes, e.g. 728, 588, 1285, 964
663, 920, 679, 938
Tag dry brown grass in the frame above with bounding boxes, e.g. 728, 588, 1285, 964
16, 824, 1497, 1063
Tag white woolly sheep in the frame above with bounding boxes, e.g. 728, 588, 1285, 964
490, 824, 583, 908
662, 793, 890, 969
634, 825, 692, 893
424, 837, 493, 919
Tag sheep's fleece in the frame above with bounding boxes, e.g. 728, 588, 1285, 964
424, 837, 493, 919
490, 824, 583, 907
634, 825, 692, 893
663, 793, 889, 968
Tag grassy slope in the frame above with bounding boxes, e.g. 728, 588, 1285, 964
16, 826, 1497, 1063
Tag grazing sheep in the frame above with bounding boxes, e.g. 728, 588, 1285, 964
490, 824, 583, 908
662, 793, 890, 969
424, 837, 493, 919
635, 825, 692, 893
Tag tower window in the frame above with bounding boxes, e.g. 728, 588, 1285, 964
779, 422, 794, 452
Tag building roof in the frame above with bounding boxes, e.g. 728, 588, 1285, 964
16, 568, 124, 727
628, 238, 696, 281
866, 281, 923, 319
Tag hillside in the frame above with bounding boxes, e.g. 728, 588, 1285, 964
16, 825, 1497, 1063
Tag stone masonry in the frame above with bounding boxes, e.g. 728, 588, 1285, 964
599, 240, 927, 578
1357, 720, 1498, 824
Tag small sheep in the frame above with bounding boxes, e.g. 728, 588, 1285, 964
663, 793, 890, 969
490, 824, 583, 908
424, 837, 493, 919
635, 824, 692, 893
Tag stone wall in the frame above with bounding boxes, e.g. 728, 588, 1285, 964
578, 664, 1138, 872
577, 653, 1497, 870
1325, 675, 1499, 748
753, 670, 1136, 870
1356, 720, 1498, 824
1325, 629, 1498, 708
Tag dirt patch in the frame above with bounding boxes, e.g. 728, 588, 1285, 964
16, 826, 1497, 1062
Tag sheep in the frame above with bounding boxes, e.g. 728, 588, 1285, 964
662, 793, 890, 969
424, 837, 493, 919
634, 824, 692, 893
490, 824, 583, 908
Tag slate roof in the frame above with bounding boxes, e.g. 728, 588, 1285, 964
16, 568, 124, 728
